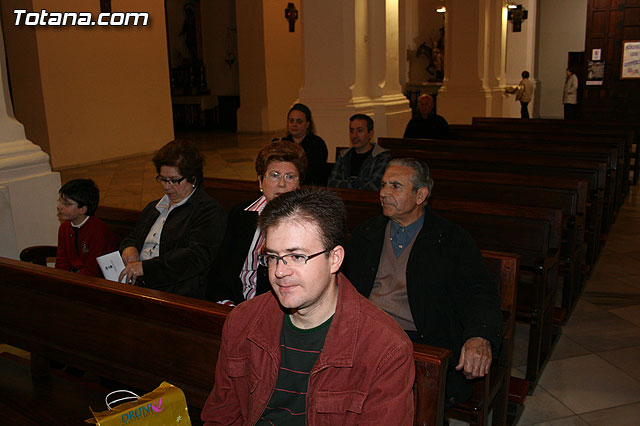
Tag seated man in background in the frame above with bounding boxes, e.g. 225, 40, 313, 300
403, 94, 451, 139
327, 114, 391, 191
55, 178, 117, 277
202, 188, 415, 426
342, 158, 502, 409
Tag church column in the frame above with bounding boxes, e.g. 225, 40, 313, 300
437, 0, 509, 123
486, 0, 509, 117
298, 0, 410, 161
369, 0, 411, 139
0, 17, 60, 259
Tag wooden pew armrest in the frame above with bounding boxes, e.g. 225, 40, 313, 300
412, 343, 451, 426
541, 250, 560, 271
19, 245, 57, 266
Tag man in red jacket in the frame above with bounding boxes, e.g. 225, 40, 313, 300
202, 188, 415, 426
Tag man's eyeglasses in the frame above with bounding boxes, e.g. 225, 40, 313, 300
258, 250, 329, 267
265, 170, 298, 184
156, 175, 187, 185
57, 197, 78, 207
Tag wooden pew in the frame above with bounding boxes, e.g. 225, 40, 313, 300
5, 247, 521, 426
0, 257, 230, 408
94, 205, 139, 243
0, 257, 451, 426
15, 192, 524, 425
200, 178, 559, 389
91, 178, 553, 389
428, 198, 561, 390
431, 179, 583, 316
378, 145, 607, 265
470, 117, 638, 189
378, 140, 610, 233
380, 135, 621, 229
328, 188, 560, 389
378, 139, 590, 314
201, 177, 383, 233
448, 124, 627, 208
201, 177, 261, 212
446, 250, 522, 426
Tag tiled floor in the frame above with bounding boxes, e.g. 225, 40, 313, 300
10, 131, 640, 425
504, 183, 640, 426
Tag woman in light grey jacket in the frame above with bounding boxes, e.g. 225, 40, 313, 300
563, 68, 579, 120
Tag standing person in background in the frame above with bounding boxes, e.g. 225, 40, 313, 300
563, 68, 579, 120
277, 103, 328, 186
516, 70, 534, 119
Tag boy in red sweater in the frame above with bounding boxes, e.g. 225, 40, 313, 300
55, 179, 116, 277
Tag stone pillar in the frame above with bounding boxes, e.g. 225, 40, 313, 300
0, 18, 60, 259
437, 0, 509, 123
486, 0, 508, 117
298, 0, 411, 161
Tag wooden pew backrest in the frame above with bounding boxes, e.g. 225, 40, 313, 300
0, 257, 230, 409
0, 257, 452, 426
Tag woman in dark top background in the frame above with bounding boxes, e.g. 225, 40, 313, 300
277, 103, 328, 186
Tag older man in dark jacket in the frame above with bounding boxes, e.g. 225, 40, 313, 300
342, 158, 503, 407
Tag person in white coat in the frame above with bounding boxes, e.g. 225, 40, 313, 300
563, 68, 579, 120
516, 71, 534, 119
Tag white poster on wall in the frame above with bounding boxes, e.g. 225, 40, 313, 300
621, 41, 640, 79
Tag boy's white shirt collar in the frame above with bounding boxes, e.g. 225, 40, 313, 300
71, 215, 90, 228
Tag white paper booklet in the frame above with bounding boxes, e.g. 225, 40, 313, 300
96, 251, 126, 282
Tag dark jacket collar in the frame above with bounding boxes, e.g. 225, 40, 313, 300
361, 206, 444, 244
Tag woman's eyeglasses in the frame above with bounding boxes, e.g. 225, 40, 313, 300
156, 175, 187, 185
265, 170, 298, 183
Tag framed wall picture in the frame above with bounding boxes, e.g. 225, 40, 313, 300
621, 40, 640, 79
587, 60, 605, 85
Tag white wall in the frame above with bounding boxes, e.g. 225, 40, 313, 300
536, 0, 587, 118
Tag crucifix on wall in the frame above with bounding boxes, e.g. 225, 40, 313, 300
284, 3, 298, 32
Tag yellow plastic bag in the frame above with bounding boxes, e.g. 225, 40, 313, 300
86, 381, 191, 426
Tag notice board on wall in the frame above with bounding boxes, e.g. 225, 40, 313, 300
621, 41, 640, 79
